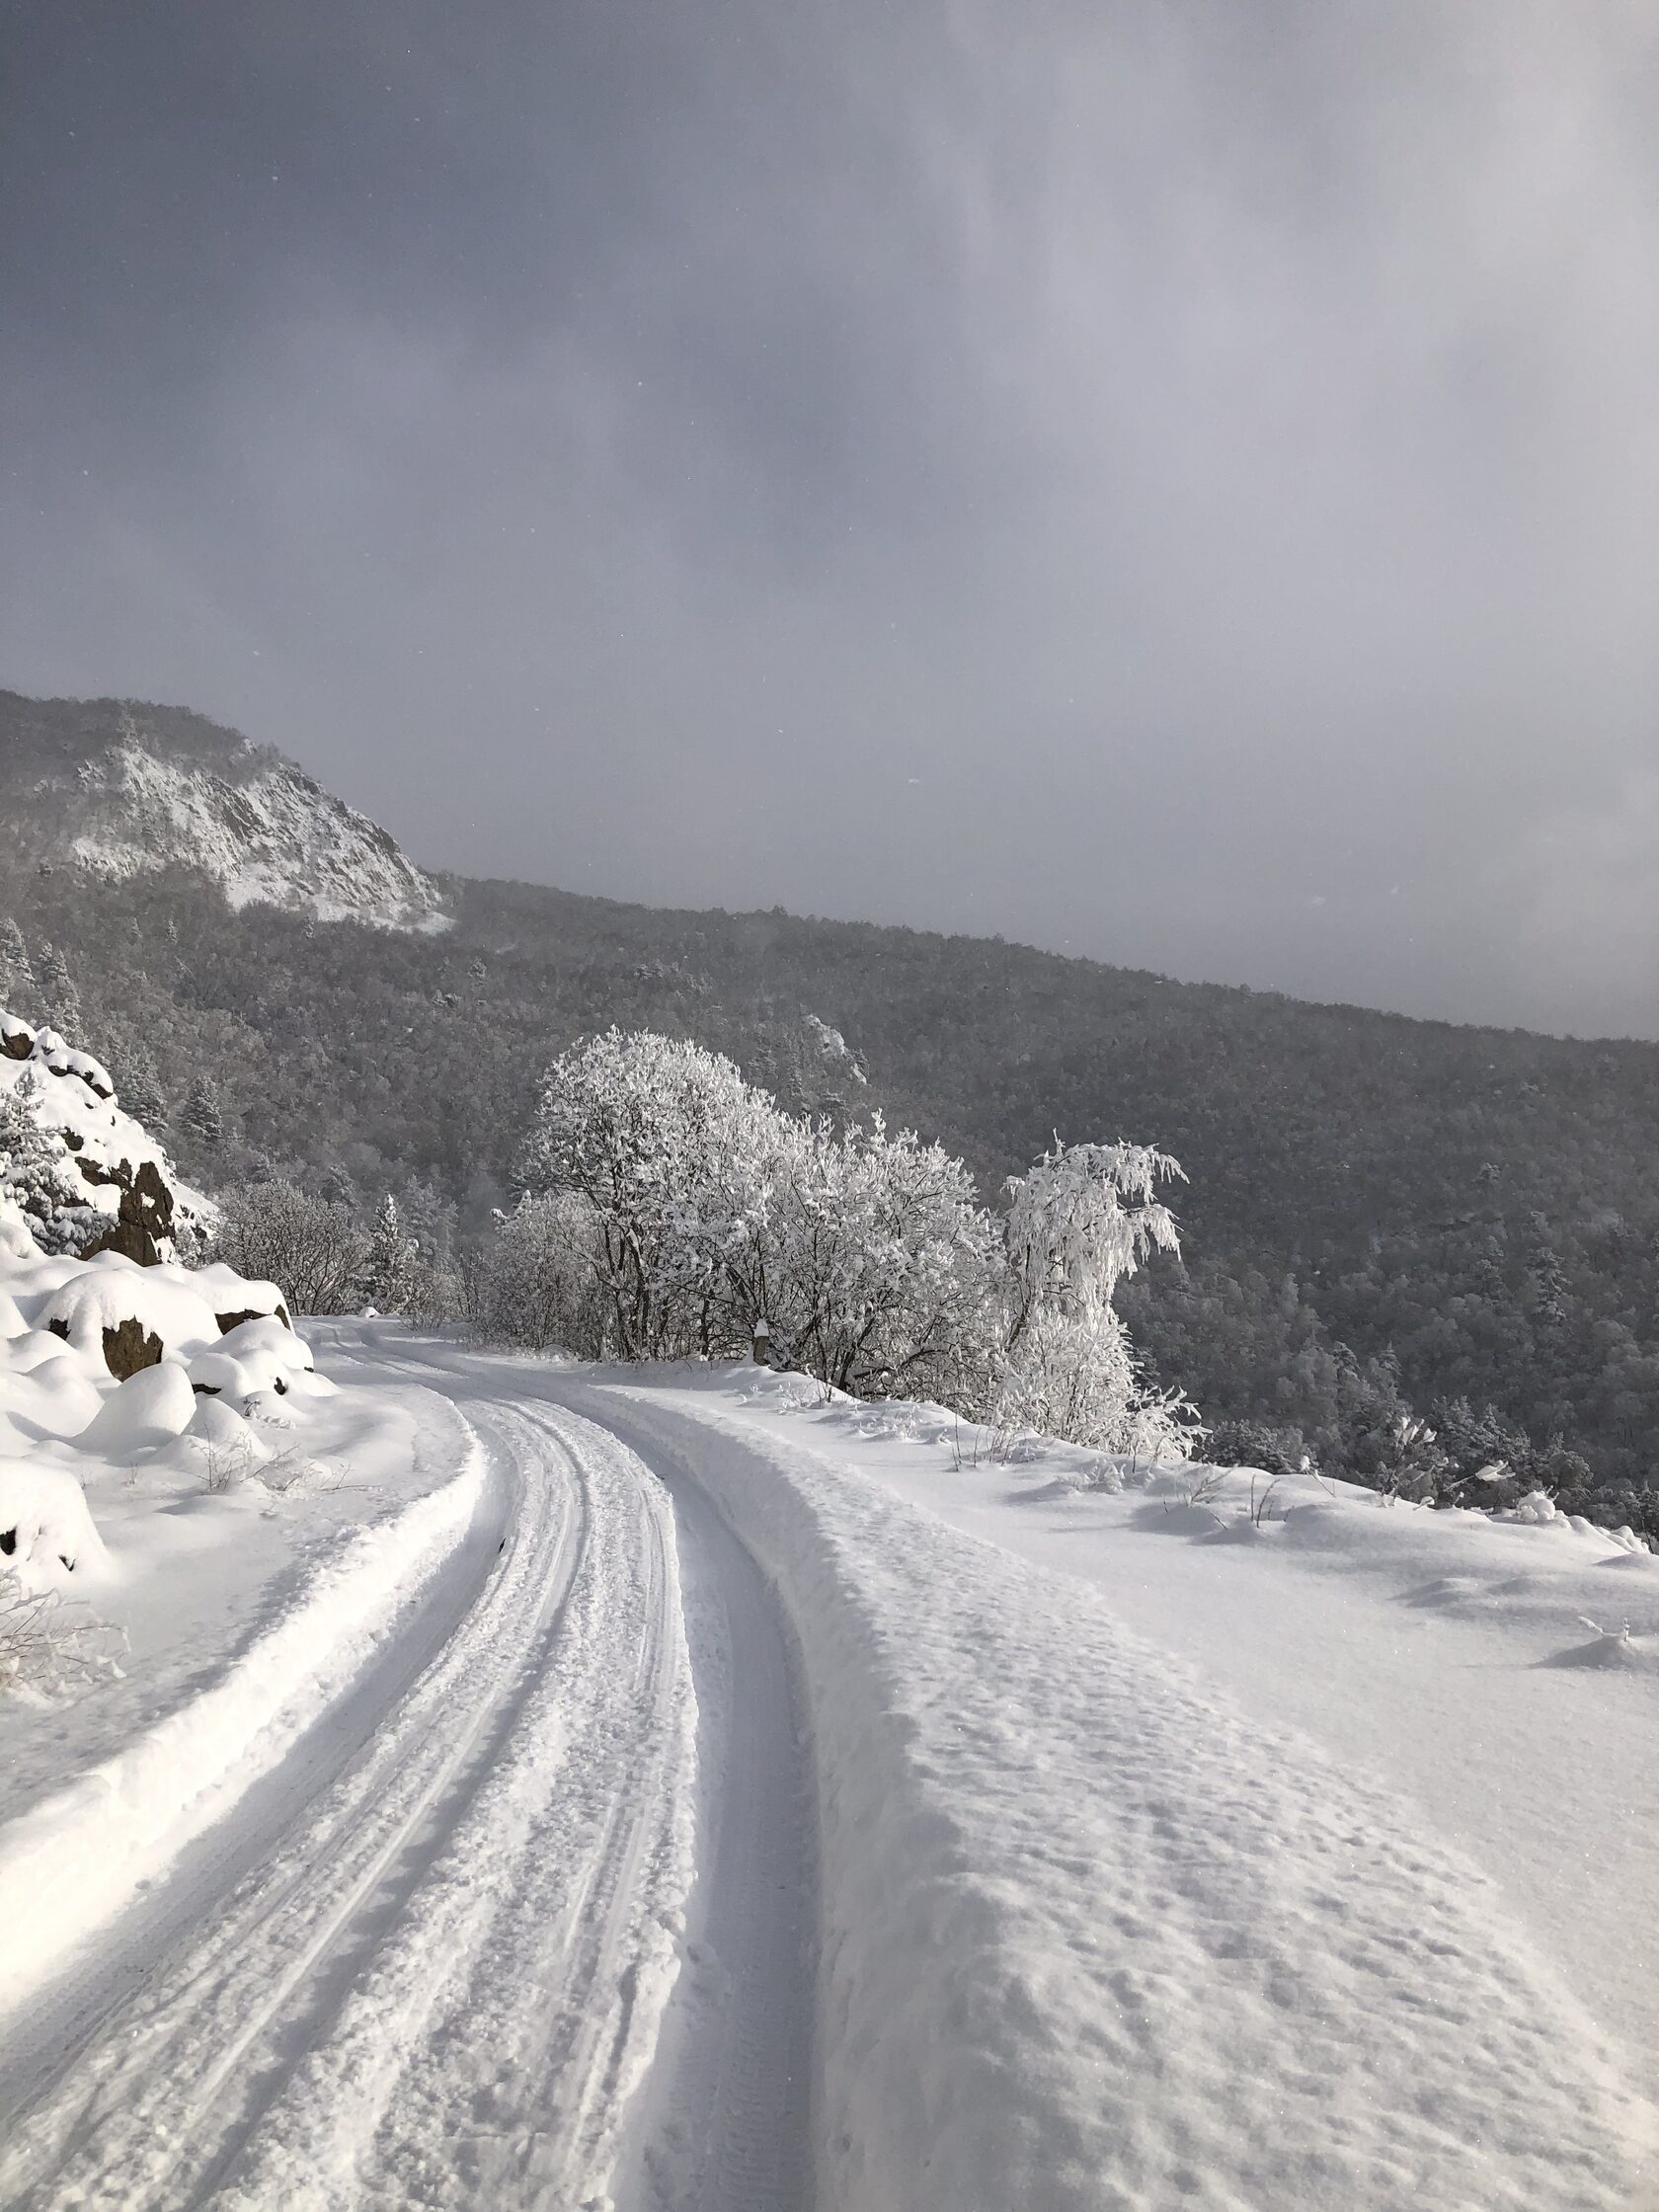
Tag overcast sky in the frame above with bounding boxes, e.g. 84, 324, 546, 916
3, 2, 1657, 1037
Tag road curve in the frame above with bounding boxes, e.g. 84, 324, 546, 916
0, 1336, 815, 2210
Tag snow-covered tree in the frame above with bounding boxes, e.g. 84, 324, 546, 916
0, 918, 33, 1010
0, 1075, 99, 1256
117, 1052, 167, 1131
519, 1028, 775, 1359
465, 1191, 609, 1352
358, 1194, 419, 1313
36, 943, 82, 1038
751, 1112, 1003, 1402
181, 1075, 224, 1147
996, 1139, 1196, 1453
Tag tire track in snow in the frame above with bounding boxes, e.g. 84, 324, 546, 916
0, 1390, 697, 2211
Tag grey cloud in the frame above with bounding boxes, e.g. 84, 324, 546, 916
1, 0, 1655, 1035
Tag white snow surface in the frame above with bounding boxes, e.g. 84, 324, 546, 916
583, 1365, 1658, 2212
66, 738, 449, 931
2, 1330, 1656, 2211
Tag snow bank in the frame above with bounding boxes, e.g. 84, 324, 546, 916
0, 1409, 486, 2017
592, 1382, 1656, 2212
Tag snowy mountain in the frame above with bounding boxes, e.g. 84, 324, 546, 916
0, 691, 448, 933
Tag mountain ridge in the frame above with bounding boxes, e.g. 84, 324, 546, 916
0, 690, 448, 933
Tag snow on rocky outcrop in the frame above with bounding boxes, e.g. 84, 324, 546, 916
0, 1009, 307, 1594
0, 692, 447, 932
0, 1008, 212, 1267
68, 726, 449, 932
802, 1011, 867, 1084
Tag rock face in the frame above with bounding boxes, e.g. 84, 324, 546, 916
0, 693, 449, 933
100, 1316, 164, 1381
79, 1159, 177, 1268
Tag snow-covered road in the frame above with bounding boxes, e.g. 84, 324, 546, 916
5, 1333, 1655, 2211
0, 1338, 814, 2211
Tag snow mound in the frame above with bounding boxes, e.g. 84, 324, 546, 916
75, 1362, 198, 1459
0, 1461, 109, 1587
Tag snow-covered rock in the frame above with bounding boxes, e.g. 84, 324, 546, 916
67, 729, 449, 933
0, 1461, 109, 1588
0, 1009, 210, 1263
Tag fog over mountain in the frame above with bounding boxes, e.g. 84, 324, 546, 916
3, 2, 1657, 1036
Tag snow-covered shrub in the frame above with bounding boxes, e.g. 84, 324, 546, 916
993, 1303, 1202, 1459
512, 1030, 1194, 1437
0, 1575, 123, 1700
464, 1191, 610, 1353
213, 1179, 368, 1314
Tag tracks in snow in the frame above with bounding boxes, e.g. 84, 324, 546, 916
0, 1373, 793, 2210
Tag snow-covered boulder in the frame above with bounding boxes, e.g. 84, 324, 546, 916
75, 1362, 198, 1459
193, 1264, 291, 1332
38, 1255, 223, 1379
0, 1461, 109, 1587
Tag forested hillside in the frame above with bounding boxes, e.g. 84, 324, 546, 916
4, 693, 1657, 1512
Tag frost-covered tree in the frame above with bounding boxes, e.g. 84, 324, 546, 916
1004, 1140, 1184, 1344
751, 1112, 1003, 1402
518, 1028, 775, 1359
997, 1139, 1196, 1453
358, 1194, 419, 1313
181, 1074, 224, 1147
0, 1075, 99, 1255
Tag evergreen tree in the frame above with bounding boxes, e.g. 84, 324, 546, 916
36, 942, 82, 1038
0, 1074, 97, 1253
359, 1193, 418, 1312
118, 1053, 167, 1131
0, 917, 33, 1010
181, 1074, 225, 1146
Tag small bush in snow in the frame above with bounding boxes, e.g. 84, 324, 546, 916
214, 1180, 368, 1315
0, 1574, 123, 1701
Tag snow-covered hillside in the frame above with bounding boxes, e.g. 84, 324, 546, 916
70, 729, 449, 930
1, 692, 448, 932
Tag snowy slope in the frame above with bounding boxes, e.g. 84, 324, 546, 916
0, 692, 448, 932
0, 1006, 214, 1259
69, 733, 449, 930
